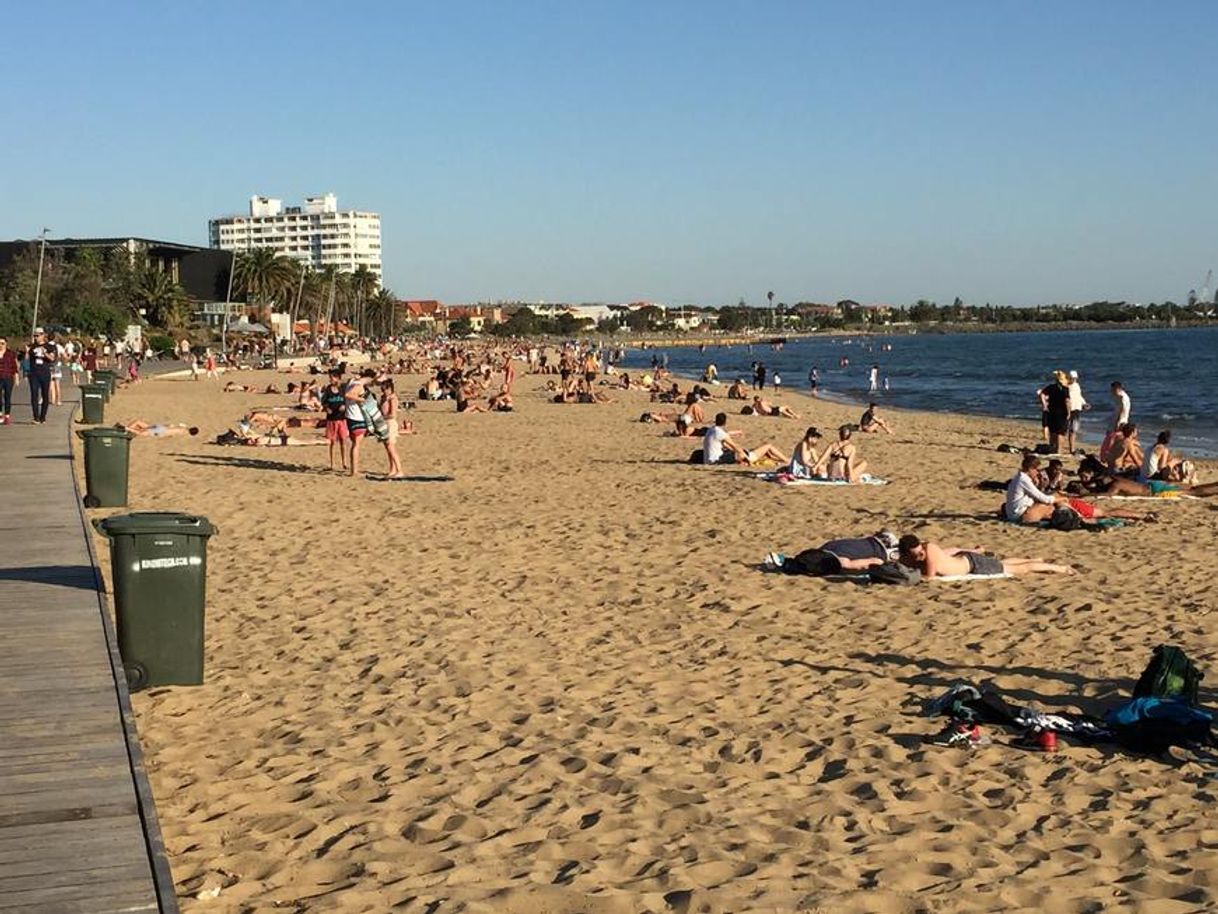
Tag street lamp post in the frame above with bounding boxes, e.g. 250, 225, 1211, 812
221, 250, 236, 364
30, 228, 50, 337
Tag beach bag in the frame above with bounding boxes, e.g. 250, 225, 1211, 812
1105, 697, 1212, 754
688, 449, 704, 464
868, 562, 921, 586
1048, 506, 1082, 531
1133, 645, 1202, 706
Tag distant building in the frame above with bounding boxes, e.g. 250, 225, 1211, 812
0, 236, 238, 326
209, 194, 382, 284
400, 300, 441, 326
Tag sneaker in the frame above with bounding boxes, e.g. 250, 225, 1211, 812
763, 551, 785, 570
1013, 727, 1058, 752
928, 721, 988, 748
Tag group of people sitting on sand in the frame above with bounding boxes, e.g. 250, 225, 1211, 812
1099, 423, 1197, 485
1000, 452, 1218, 528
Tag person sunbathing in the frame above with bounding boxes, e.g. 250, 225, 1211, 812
1078, 463, 1218, 498
765, 530, 900, 574
702, 412, 788, 466
215, 424, 325, 447
859, 402, 893, 434
788, 427, 823, 478
223, 381, 255, 392
752, 396, 799, 419
1103, 423, 1143, 474
675, 393, 705, 437
814, 426, 869, 482
897, 535, 1075, 578
488, 385, 514, 412
726, 379, 748, 400
116, 420, 199, 438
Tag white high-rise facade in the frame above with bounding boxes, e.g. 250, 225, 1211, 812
209, 194, 381, 284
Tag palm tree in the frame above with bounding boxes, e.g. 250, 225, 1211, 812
349, 265, 378, 337
234, 248, 296, 320
367, 287, 397, 337
234, 248, 296, 363
136, 270, 188, 329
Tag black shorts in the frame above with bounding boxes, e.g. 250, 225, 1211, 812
965, 552, 1005, 576
1041, 411, 1050, 428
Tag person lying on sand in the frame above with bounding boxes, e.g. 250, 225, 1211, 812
752, 396, 799, 419
214, 425, 326, 447
223, 381, 255, 392
813, 426, 868, 482
897, 535, 1076, 577
702, 412, 788, 466
116, 420, 199, 438
859, 402, 893, 434
1078, 461, 1218, 498
764, 530, 900, 574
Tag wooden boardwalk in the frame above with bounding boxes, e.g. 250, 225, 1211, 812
0, 378, 178, 913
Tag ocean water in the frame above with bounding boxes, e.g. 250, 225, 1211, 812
622, 326, 1218, 456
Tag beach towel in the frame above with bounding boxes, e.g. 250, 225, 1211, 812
756, 472, 888, 486
932, 572, 1013, 581
365, 473, 454, 483
1096, 494, 1197, 501
813, 571, 1010, 584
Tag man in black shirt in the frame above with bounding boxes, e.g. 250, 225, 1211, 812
1041, 371, 1071, 454
319, 366, 349, 472
25, 329, 56, 424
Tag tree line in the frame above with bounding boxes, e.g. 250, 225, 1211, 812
0, 243, 397, 342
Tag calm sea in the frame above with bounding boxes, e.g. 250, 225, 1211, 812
622, 326, 1218, 456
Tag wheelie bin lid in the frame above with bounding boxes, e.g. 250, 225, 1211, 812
94, 511, 218, 538
80, 382, 108, 391
77, 426, 133, 440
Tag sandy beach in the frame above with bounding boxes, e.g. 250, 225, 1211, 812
82, 365, 1218, 914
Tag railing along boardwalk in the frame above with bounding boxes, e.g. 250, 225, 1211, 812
0, 377, 177, 913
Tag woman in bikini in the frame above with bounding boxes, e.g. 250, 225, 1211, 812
815, 426, 869, 483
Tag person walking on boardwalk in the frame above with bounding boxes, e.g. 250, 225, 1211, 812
24, 329, 56, 424
0, 337, 18, 425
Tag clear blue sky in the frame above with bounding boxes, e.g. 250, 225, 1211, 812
4, 1, 1216, 306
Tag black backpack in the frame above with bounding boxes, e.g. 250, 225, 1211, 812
1133, 646, 1203, 706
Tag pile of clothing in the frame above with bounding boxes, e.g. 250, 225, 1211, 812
925, 645, 1212, 755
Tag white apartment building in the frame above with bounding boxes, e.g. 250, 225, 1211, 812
208, 194, 381, 284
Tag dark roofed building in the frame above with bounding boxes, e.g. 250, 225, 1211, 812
0, 237, 233, 303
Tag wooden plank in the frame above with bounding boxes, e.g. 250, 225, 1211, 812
0, 380, 175, 914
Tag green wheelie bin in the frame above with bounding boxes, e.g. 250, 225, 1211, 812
93, 369, 116, 399
78, 427, 133, 507
94, 512, 218, 690
78, 383, 107, 424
